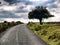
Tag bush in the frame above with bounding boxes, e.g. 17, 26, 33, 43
35, 25, 41, 31
4, 21, 7, 23
48, 32, 60, 40
0, 21, 23, 34
48, 33, 57, 40
57, 42, 60, 45
41, 30, 47, 35
16, 21, 23, 24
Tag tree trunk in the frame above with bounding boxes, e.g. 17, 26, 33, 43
39, 18, 42, 25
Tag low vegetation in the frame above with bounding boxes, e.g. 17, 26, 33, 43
27, 22, 60, 45
0, 21, 23, 34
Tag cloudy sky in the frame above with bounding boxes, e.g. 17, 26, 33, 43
0, 0, 60, 23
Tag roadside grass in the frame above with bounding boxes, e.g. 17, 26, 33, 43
27, 22, 60, 45
0, 21, 23, 34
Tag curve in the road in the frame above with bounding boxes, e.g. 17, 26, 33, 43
0, 24, 49, 45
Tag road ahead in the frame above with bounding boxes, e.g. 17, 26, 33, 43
0, 24, 48, 45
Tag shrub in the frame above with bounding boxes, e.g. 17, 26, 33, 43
41, 30, 47, 35
16, 21, 23, 24
0, 21, 23, 34
57, 42, 60, 45
48, 34, 55, 40
35, 25, 41, 31
4, 21, 7, 23
48, 32, 60, 40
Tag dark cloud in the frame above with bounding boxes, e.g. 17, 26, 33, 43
0, 0, 59, 22
47, 4, 58, 8
15, 9, 28, 13
0, 2, 1, 4
15, 7, 28, 13
4, 0, 18, 4
42, 0, 56, 6
47, 0, 56, 3
0, 0, 57, 18
19, 14, 28, 19
4, 0, 33, 5
0, 10, 20, 18
40, 0, 57, 8
3, 0, 57, 7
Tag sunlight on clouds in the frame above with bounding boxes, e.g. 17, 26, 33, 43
29, 0, 48, 6
1, 18, 39, 23
29, 0, 48, 2
26, 5, 35, 11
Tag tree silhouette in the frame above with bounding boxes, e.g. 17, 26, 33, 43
28, 6, 54, 24
4, 21, 7, 23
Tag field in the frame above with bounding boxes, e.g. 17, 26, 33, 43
27, 22, 60, 45
0, 21, 23, 34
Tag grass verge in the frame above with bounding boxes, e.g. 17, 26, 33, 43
27, 22, 60, 45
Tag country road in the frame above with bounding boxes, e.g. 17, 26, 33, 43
0, 24, 48, 45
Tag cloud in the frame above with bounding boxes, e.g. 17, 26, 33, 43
0, 2, 35, 20
0, 5, 17, 11
4, 0, 20, 4
45, 0, 60, 22
0, 0, 59, 23
3, 0, 55, 6
3, 0, 33, 5
0, 10, 20, 18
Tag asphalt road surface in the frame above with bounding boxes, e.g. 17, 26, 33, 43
0, 24, 48, 45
